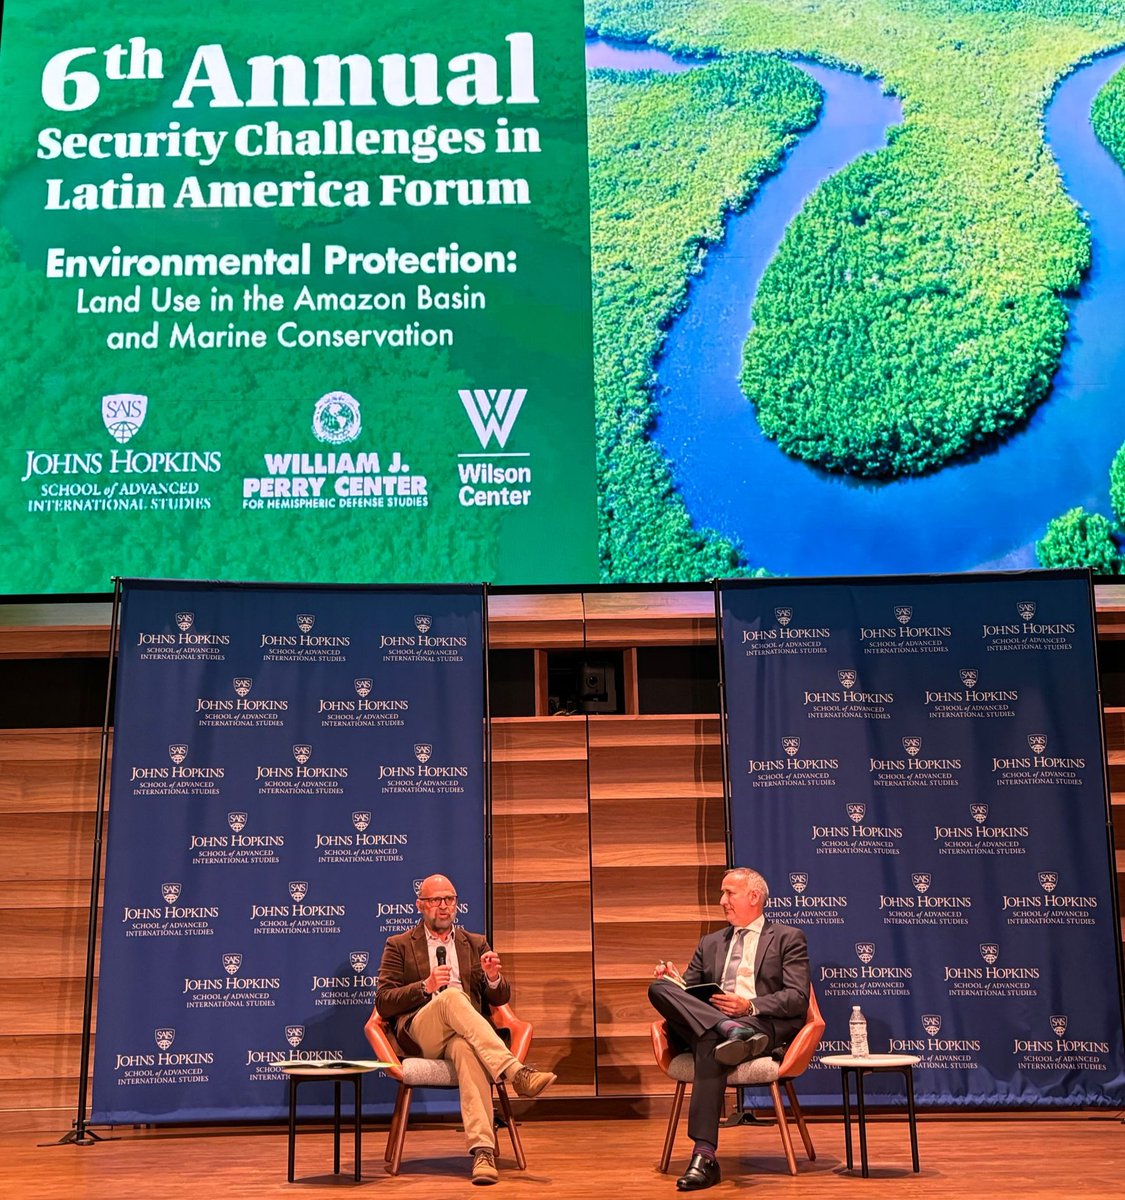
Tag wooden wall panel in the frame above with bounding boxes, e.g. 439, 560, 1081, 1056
0, 731, 101, 1111
0, 728, 103, 812
588, 715, 725, 1096
0, 626, 109, 658
490, 715, 596, 1095
0, 908, 98, 978
492, 813, 590, 883
590, 797, 727, 867
0, 979, 92, 1036
0, 813, 97, 881
492, 718, 587, 763
588, 717, 722, 800
519, 1037, 596, 1093
493, 883, 592, 954
500, 952, 595, 1040
487, 593, 584, 649
583, 591, 717, 648
595, 1036, 670, 1095
0, 1033, 82, 1080
0, 1076, 77, 1112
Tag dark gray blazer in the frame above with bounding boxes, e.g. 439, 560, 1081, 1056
684, 920, 810, 1039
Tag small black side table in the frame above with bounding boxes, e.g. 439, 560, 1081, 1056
819, 1053, 921, 1177
281, 1063, 382, 1182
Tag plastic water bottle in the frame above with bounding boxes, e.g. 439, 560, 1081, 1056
849, 1005, 869, 1057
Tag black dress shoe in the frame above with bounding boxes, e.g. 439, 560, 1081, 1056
675, 1153, 721, 1191
714, 1028, 769, 1067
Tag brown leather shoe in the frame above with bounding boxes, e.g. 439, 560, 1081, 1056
471, 1148, 499, 1185
508, 1065, 557, 1098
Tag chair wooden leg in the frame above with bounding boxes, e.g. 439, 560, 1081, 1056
385, 1085, 407, 1163
495, 1084, 526, 1169
387, 1085, 413, 1175
784, 1079, 816, 1161
769, 1081, 799, 1176
660, 1082, 686, 1173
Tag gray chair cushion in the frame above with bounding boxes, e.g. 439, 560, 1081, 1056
400, 1056, 459, 1087
668, 1051, 780, 1086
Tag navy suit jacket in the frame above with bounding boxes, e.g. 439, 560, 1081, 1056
684, 920, 809, 1039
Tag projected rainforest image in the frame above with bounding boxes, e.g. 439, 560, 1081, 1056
585, 0, 1125, 580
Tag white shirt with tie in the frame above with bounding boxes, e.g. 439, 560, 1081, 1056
719, 914, 765, 1009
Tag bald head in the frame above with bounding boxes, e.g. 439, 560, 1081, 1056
416, 873, 458, 933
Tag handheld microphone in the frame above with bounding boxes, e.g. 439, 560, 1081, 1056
436, 945, 447, 991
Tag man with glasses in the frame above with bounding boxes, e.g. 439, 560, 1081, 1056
376, 872, 556, 1186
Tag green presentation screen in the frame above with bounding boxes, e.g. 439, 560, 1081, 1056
6, 2, 1125, 592
0, 1, 596, 592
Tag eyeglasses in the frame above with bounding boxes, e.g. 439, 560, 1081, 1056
418, 895, 457, 907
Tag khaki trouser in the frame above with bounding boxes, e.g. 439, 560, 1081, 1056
406, 988, 520, 1152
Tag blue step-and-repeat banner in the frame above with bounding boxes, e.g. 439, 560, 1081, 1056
721, 571, 1125, 1107
92, 579, 485, 1123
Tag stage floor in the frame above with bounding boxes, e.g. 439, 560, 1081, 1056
3, 1111, 1122, 1198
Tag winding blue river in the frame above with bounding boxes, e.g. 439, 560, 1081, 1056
589, 38, 1125, 575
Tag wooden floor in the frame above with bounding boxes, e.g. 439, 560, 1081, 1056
3, 1109, 1123, 1199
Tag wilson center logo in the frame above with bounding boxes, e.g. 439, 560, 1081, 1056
459, 387, 526, 448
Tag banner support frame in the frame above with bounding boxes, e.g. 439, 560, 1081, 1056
714, 579, 734, 869
482, 583, 494, 941
46, 576, 123, 1147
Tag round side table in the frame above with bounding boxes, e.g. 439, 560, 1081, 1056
818, 1053, 921, 1177
280, 1062, 385, 1182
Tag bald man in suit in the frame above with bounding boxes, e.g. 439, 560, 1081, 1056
648, 867, 810, 1191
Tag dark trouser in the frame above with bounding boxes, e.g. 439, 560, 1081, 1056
648, 979, 779, 1146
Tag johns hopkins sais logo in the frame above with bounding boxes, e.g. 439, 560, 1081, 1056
102, 393, 148, 443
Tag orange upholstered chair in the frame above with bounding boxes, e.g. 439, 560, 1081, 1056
651, 985, 826, 1176
364, 1003, 533, 1175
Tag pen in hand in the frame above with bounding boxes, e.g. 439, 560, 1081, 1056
656, 959, 686, 984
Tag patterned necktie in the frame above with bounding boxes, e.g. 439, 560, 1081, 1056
722, 928, 747, 992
